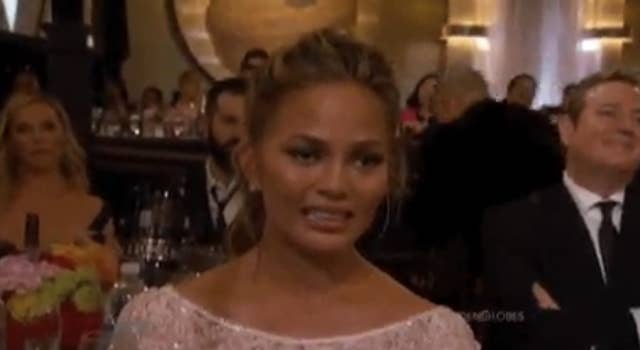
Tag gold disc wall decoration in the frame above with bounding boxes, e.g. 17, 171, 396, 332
170, 0, 357, 79
169, 0, 447, 97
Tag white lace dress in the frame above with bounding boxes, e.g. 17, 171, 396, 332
111, 286, 480, 350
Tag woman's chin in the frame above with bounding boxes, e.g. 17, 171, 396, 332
22, 158, 60, 173
287, 229, 359, 256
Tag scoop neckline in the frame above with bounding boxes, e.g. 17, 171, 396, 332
162, 285, 444, 344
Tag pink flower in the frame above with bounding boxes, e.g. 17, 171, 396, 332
0, 254, 65, 294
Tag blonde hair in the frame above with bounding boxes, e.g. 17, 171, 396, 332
228, 29, 406, 255
0, 94, 89, 209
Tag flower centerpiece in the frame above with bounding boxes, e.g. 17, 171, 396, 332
0, 242, 118, 350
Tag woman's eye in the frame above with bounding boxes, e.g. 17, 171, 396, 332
287, 147, 321, 165
354, 153, 384, 169
597, 109, 616, 118
42, 121, 58, 131
13, 124, 31, 134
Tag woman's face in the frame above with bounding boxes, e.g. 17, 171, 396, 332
418, 78, 437, 107
7, 102, 65, 173
247, 81, 391, 254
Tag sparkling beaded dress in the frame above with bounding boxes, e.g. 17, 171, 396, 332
111, 286, 479, 350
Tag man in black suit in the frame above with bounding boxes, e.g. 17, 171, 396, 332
484, 71, 640, 349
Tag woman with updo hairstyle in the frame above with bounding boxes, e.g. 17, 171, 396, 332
0, 94, 119, 252
113, 29, 478, 350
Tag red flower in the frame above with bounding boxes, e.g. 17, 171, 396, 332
41, 253, 77, 270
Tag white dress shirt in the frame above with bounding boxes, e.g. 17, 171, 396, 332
205, 158, 242, 232
563, 172, 640, 344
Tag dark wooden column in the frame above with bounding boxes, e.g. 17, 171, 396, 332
45, 0, 93, 147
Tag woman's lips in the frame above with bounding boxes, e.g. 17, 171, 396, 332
302, 206, 354, 233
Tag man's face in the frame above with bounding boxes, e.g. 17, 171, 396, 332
507, 78, 537, 108
209, 92, 247, 154
559, 81, 640, 178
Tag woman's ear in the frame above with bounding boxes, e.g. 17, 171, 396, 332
235, 141, 260, 191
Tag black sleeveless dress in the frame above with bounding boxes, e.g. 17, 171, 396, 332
0, 203, 114, 256
87, 202, 113, 244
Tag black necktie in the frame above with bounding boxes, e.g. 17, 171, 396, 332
595, 203, 638, 350
596, 201, 618, 284
210, 184, 238, 232
210, 186, 227, 231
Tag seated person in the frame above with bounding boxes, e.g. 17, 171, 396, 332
401, 73, 438, 136
484, 71, 640, 349
0, 94, 119, 253
97, 79, 132, 137
166, 70, 205, 138
203, 78, 247, 246
139, 86, 167, 138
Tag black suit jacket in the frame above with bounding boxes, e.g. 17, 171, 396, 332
483, 183, 640, 349
198, 161, 222, 244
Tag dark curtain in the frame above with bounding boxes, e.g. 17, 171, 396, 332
92, 0, 129, 80
0, 35, 47, 106
91, 0, 130, 107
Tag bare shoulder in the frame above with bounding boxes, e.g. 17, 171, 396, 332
79, 194, 109, 227
0, 205, 21, 247
66, 192, 104, 217
174, 262, 237, 317
175, 267, 225, 298
84, 194, 105, 214
369, 268, 436, 314
370, 271, 479, 349
113, 286, 201, 347
370, 274, 478, 349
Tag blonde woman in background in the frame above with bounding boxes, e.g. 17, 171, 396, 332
112, 30, 477, 350
0, 94, 119, 252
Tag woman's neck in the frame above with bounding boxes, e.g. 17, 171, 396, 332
247, 233, 372, 297
15, 170, 70, 199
